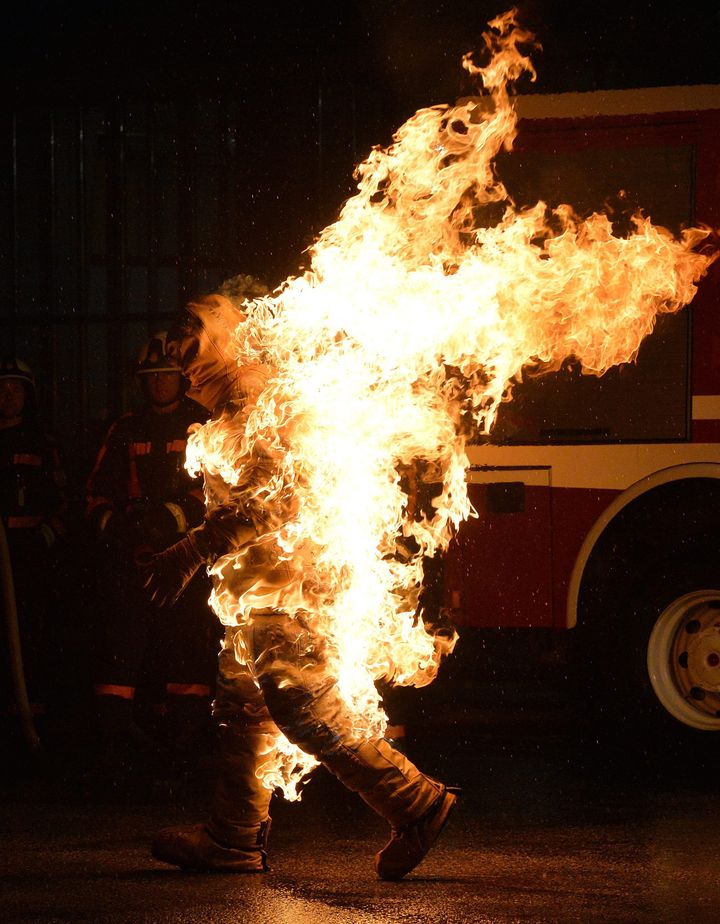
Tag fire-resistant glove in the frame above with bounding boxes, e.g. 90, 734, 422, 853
143, 529, 207, 608
143, 510, 257, 607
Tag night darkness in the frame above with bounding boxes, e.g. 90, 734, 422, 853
6, 2, 720, 102
4, 0, 720, 264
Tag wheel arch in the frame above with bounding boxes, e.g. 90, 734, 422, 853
567, 462, 720, 628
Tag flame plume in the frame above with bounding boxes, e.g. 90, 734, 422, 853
187, 9, 716, 796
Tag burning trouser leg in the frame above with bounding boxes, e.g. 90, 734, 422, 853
251, 612, 457, 878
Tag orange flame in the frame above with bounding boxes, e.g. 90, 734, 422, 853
187, 9, 716, 796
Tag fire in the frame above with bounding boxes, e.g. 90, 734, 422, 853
186, 9, 717, 796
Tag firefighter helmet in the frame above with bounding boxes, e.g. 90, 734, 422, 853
0, 357, 35, 387
135, 332, 182, 375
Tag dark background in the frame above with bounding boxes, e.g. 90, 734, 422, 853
7, 1, 720, 108
6, 2, 720, 110
2, 0, 720, 485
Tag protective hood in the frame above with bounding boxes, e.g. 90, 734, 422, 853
168, 294, 248, 411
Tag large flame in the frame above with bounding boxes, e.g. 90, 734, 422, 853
187, 9, 716, 796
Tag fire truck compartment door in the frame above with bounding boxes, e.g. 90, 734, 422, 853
444, 466, 553, 628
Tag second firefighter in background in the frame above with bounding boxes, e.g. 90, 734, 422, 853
0, 358, 68, 725
85, 333, 218, 773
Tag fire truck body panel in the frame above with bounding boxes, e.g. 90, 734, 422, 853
448, 448, 720, 630
443, 86, 720, 733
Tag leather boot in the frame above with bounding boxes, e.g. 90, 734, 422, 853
330, 736, 461, 881
151, 721, 277, 872
314, 735, 457, 880
151, 819, 271, 872
374, 787, 458, 880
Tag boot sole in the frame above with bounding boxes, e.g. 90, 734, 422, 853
151, 826, 268, 873
151, 843, 267, 873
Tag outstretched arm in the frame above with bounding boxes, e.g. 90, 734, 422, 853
143, 510, 257, 607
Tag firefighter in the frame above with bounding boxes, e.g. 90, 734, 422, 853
0, 358, 67, 725
85, 333, 216, 777
144, 293, 457, 880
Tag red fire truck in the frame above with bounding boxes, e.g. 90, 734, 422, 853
443, 85, 720, 736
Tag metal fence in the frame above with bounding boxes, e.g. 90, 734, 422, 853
2, 84, 360, 487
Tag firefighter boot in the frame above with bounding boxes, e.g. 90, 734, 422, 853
374, 785, 458, 881
318, 735, 457, 879
151, 722, 276, 872
151, 819, 271, 873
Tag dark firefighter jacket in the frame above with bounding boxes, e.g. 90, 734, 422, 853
85, 396, 209, 540
0, 422, 67, 546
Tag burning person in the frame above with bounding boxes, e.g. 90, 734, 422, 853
146, 8, 714, 881
145, 290, 458, 879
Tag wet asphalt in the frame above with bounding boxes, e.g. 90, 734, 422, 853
2, 648, 719, 923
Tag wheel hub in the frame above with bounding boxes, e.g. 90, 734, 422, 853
676, 607, 720, 698
647, 591, 720, 730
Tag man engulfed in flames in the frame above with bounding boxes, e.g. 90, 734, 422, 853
144, 10, 715, 878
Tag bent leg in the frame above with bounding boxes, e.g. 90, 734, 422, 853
251, 613, 443, 828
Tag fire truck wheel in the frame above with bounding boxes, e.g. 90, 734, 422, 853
614, 557, 720, 738
577, 553, 720, 745
645, 587, 720, 732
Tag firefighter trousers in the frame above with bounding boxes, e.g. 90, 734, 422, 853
207, 612, 443, 849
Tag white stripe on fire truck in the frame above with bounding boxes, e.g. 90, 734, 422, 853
692, 395, 720, 420
465, 443, 720, 492
514, 84, 720, 120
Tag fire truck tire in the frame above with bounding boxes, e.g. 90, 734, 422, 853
645, 583, 720, 732
582, 555, 720, 741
